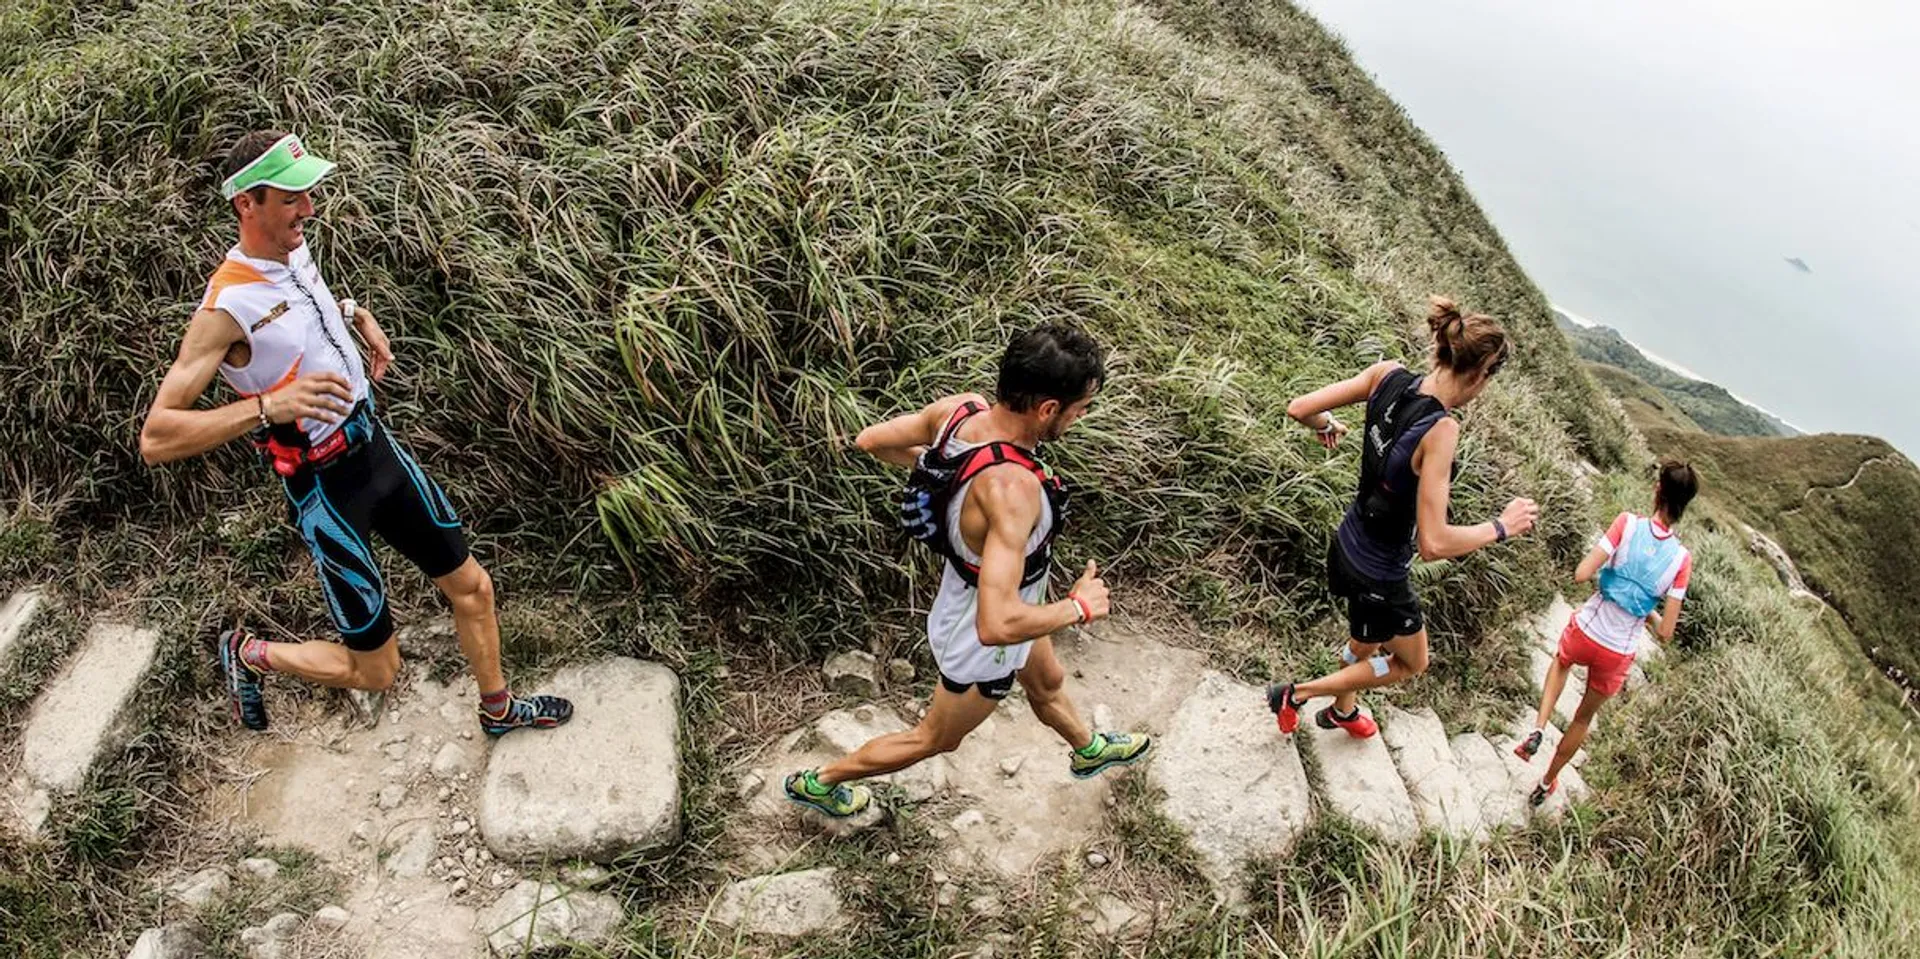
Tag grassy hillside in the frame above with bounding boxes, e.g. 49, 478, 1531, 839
2, 1, 1917, 957
1640, 425, 1920, 683
1557, 314, 1795, 437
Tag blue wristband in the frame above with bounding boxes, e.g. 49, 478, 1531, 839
1493, 518, 1508, 542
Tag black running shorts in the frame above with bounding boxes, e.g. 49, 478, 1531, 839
1326, 538, 1424, 643
939, 670, 1017, 701
279, 421, 470, 651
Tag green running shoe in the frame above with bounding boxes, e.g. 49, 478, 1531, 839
783, 770, 872, 818
1069, 731, 1152, 779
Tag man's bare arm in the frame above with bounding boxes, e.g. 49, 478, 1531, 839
854, 392, 989, 469
139, 309, 352, 465
971, 467, 1105, 645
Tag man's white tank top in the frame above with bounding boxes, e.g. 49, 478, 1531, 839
924, 420, 1056, 684
200, 243, 369, 445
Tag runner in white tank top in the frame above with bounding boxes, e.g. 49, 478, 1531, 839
923, 423, 1054, 685
783, 326, 1153, 820
140, 129, 572, 740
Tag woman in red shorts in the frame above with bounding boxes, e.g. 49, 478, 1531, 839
1516, 459, 1700, 805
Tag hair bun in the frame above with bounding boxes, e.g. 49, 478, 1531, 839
1426, 295, 1462, 333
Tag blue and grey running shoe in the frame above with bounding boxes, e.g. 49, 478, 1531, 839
214, 628, 270, 731
479, 694, 574, 737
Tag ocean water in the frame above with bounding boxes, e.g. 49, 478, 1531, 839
1296, 0, 1918, 459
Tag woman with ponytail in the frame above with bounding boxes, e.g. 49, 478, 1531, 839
1267, 296, 1539, 738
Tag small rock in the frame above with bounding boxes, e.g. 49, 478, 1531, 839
239, 927, 270, 947
884, 853, 902, 866
377, 784, 407, 810
451, 819, 472, 836
310, 905, 350, 932
451, 878, 469, 895
998, 756, 1023, 777
492, 870, 514, 887
823, 650, 881, 697
463, 848, 479, 867
936, 882, 958, 907
383, 823, 437, 878
887, 658, 916, 684
437, 786, 452, 802
438, 856, 458, 874
431, 742, 471, 778
1086, 851, 1110, 868
561, 863, 611, 888
351, 820, 374, 846
967, 895, 1002, 916
1091, 895, 1140, 936
736, 769, 767, 799
949, 809, 986, 831
462, 730, 474, 740
853, 705, 876, 723
126, 924, 203, 959
381, 733, 410, 747
167, 867, 229, 909
478, 881, 624, 956
931, 870, 950, 885
711, 869, 848, 938
238, 858, 281, 882
386, 710, 401, 725
262, 912, 302, 938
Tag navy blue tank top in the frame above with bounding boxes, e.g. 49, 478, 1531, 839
1336, 368, 1448, 581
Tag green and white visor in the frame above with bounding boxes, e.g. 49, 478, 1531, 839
220, 134, 335, 199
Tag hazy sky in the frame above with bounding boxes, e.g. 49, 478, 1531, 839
1296, 0, 1919, 456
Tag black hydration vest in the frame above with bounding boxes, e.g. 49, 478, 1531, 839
1351, 369, 1449, 549
899, 401, 1068, 588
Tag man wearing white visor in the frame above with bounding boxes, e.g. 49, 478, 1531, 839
139, 130, 573, 737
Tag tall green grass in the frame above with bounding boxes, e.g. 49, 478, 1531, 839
1, 0, 1626, 657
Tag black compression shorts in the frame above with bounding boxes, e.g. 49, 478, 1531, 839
1326, 538, 1424, 643
279, 420, 469, 651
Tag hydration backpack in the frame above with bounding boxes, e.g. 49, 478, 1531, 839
1597, 515, 1684, 618
1352, 368, 1449, 547
899, 400, 1067, 588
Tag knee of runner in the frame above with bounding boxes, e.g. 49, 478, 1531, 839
1394, 651, 1429, 676
449, 565, 495, 613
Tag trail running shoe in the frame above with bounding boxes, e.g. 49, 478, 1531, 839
1267, 682, 1303, 734
1514, 729, 1544, 761
1529, 777, 1558, 808
479, 694, 574, 736
783, 770, 872, 818
1314, 705, 1379, 739
213, 628, 270, 731
1070, 731, 1153, 779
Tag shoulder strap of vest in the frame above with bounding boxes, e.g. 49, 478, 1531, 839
1362, 369, 1445, 489
933, 399, 988, 453
954, 441, 1050, 487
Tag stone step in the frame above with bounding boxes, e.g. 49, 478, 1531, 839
1449, 732, 1528, 831
1378, 705, 1484, 842
1301, 697, 1419, 843
1492, 723, 1589, 818
478, 657, 681, 864
1156, 672, 1313, 902
7, 621, 164, 834
0, 586, 47, 671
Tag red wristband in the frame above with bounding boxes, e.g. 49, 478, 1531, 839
1068, 594, 1093, 625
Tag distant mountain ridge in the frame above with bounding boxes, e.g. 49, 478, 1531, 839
1553, 310, 1797, 438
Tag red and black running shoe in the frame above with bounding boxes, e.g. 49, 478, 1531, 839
1266, 682, 1304, 734
1315, 704, 1379, 739
1529, 777, 1558, 808
1514, 729, 1544, 761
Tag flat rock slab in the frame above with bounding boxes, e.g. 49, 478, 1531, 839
1302, 697, 1419, 843
480, 657, 681, 864
1450, 733, 1527, 831
0, 587, 46, 669
1157, 672, 1314, 900
741, 626, 1204, 878
10, 622, 162, 834
711, 867, 848, 938
478, 880, 623, 956
1378, 705, 1483, 841
1493, 724, 1590, 818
